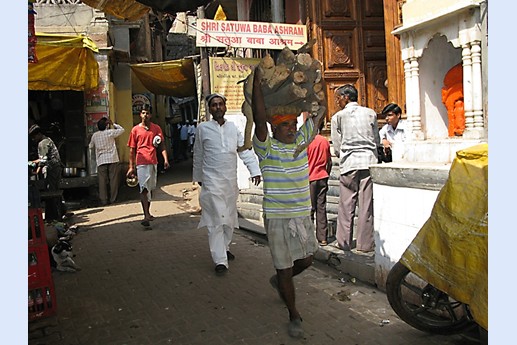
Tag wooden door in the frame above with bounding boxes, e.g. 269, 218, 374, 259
308, 0, 388, 123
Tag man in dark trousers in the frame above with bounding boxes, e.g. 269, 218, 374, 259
89, 117, 125, 205
307, 120, 332, 246
29, 124, 65, 221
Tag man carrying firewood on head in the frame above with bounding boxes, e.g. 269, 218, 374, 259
251, 63, 326, 339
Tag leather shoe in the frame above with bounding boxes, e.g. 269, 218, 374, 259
227, 251, 235, 261
215, 264, 227, 275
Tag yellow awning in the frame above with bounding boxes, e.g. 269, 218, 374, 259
28, 33, 100, 91
81, 0, 150, 21
130, 59, 196, 97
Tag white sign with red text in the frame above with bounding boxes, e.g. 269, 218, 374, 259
196, 19, 307, 50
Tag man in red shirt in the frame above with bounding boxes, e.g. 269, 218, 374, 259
127, 106, 170, 228
307, 121, 332, 246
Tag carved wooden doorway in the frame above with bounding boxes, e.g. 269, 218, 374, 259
308, 0, 388, 123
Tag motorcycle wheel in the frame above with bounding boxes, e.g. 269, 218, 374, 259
386, 261, 476, 335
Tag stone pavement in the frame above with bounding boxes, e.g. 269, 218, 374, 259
28, 160, 479, 345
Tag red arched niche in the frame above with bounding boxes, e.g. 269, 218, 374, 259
441, 63, 465, 136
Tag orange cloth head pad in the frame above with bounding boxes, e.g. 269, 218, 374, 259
269, 114, 298, 126
265, 104, 302, 124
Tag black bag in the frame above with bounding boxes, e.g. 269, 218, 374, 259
377, 147, 392, 163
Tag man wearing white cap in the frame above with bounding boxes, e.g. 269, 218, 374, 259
193, 93, 261, 275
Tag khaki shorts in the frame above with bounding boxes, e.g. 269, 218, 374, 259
264, 216, 318, 270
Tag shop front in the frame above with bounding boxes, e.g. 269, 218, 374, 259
28, 33, 102, 202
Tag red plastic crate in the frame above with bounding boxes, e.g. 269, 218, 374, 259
28, 281, 57, 321
28, 208, 46, 246
28, 246, 52, 287
28, 207, 56, 322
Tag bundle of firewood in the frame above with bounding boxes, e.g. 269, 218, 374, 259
239, 43, 327, 156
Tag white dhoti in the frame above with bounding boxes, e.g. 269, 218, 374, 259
136, 164, 157, 201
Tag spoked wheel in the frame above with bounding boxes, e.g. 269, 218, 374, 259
386, 261, 476, 335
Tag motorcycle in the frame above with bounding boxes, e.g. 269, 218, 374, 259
385, 143, 488, 342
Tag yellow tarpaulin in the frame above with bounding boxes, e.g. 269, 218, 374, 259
400, 143, 488, 330
130, 59, 196, 97
81, 0, 150, 21
28, 33, 99, 91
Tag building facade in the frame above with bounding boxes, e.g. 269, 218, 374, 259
30, 0, 173, 191
370, 0, 488, 288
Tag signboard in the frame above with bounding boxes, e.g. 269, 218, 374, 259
209, 57, 260, 113
85, 81, 109, 135
86, 112, 107, 135
132, 93, 152, 115
132, 93, 152, 126
197, 19, 307, 50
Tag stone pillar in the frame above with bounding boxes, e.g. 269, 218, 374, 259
271, 0, 284, 23
403, 55, 424, 140
461, 41, 484, 140
459, 7, 485, 140
467, 40, 485, 138
403, 58, 412, 118
401, 31, 424, 141
237, 0, 251, 21
197, 6, 211, 120
236, 0, 252, 58
461, 43, 474, 131
409, 57, 423, 138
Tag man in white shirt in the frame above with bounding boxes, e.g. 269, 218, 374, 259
188, 120, 197, 155
193, 93, 261, 275
89, 117, 125, 205
379, 103, 406, 162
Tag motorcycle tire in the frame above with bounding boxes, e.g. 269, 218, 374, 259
386, 261, 475, 335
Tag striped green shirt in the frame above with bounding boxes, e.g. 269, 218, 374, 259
252, 119, 314, 218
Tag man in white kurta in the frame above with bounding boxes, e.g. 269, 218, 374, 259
193, 93, 261, 275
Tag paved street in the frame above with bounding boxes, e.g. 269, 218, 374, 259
28, 160, 480, 345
